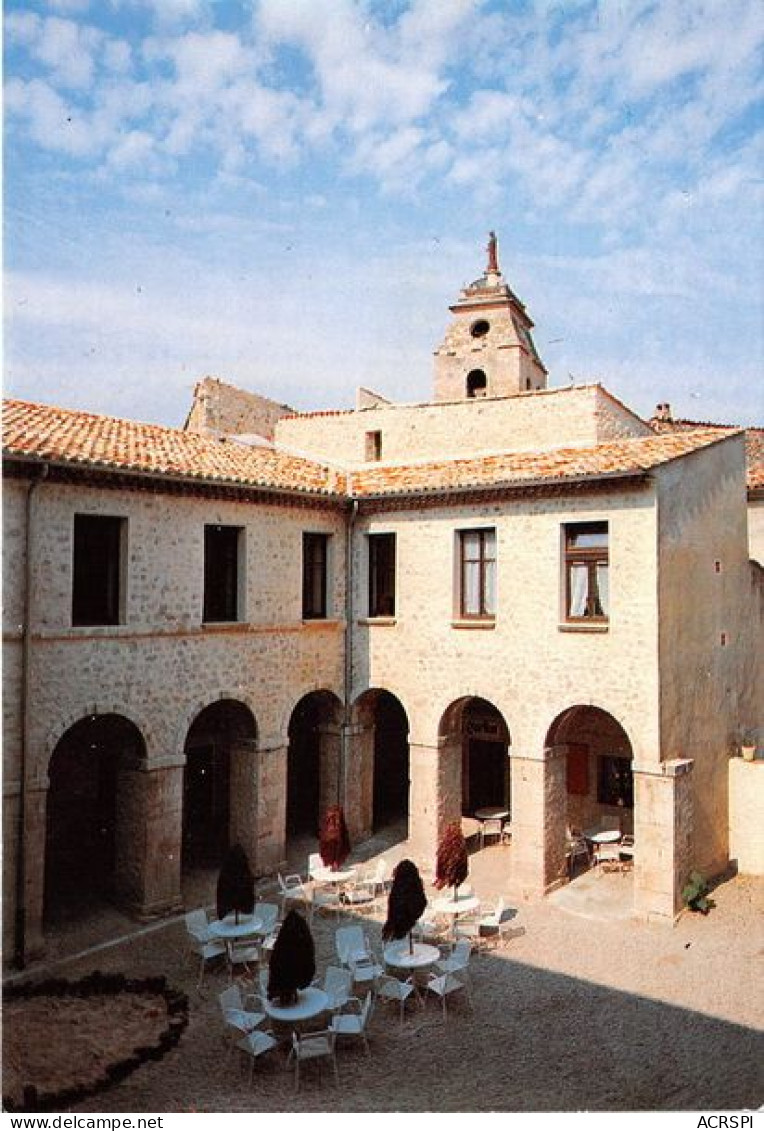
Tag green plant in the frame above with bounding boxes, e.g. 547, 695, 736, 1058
682, 871, 710, 914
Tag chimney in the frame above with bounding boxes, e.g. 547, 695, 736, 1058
654, 402, 673, 422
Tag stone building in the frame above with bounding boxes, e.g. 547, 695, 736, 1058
3, 237, 762, 964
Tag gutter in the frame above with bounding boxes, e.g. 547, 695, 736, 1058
340, 490, 358, 804
15, 462, 48, 968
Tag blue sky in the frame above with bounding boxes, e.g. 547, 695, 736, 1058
5, 0, 764, 429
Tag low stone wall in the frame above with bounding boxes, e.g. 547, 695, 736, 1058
729, 756, 764, 875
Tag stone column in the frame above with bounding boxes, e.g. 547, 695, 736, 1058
633, 758, 693, 921
256, 743, 288, 875
408, 738, 461, 868
229, 739, 259, 868
115, 756, 184, 920
20, 780, 48, 961
319, 722, 343, 818
2, 785, 20, 957
510, 746, 567, 897
343, 721, 373, 844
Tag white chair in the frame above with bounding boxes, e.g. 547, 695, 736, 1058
310, 886, 342, 922
413, 911, 446, 943
277, 872, 311, 916
255, 902, 279, 936
426, 971, 471, 1017
566, 834, 591, 877
335, 925, 370, 967
619, 834, 635, 861
369, 857, 390, 895
218, 984, 266, 1053
435, 940, 472, 990
330, 992, 373, 1055
185, 908, 226, 988
236, 1029, 279, 1084
308, 852, 324, 879
376, 974, 415, 1023
341, 873, 379, 914
594, 841, 622, 870
455, 899, 517, 949
501, 819, 512, 844
480, 818, 503, 848
291, 1028, 339, 1091
323, 965, 353, 1012
226, 933, 260, 981
350, 951, 384, 993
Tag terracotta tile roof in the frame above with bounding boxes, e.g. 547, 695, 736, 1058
350, 428, 739, 497
650, 418, 764, 491
2, 399, 346, 497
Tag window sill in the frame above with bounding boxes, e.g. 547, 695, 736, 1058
301, 618, 342, 628
451, 618, 496, 630
558, 622, 609, 634
358, 617, 397, 627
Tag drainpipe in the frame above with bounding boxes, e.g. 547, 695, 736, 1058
340, 495, 358, 803
15, 462, 49, 968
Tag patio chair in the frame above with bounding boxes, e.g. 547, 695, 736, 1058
369, 857, 390, 895
350, 950, 384, 993
291, 1028, 339, 1092
594, 841, 622, 870
323, 965, 353, 1013
426, 971, 471, 1017
340, 872, 379, 914
308, 852, 324, 879
236, 1029, 279, 1084
185, 908, 226, 988
330, 992, 373, 1055
227, 934, 260, 981
619, 834, 635, 862
376, 974, 415, 1023
455, 898, 517, 949
501, 819, 512, 844
480, 818, 503, 849
435, 940, 472, 991
335, 925, 370, 967
219, 984, 266, 1054
566, 834, 591, 878
310, 886, 343, 923
413, 911, 447, 943
255, 902, 279, 936
277, 872, 311, 917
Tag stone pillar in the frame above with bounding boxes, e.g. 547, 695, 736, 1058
408, 738, 461, 869
3, 785, 20, 958
256, 743, 287, 875
20, 781, 48, 962
229, 740, 259, 868
343, 722, 373, 844
633, 758, 694, 921
115, 756, 184, 920
510, 746, 567, 898
319, 722, 343, 819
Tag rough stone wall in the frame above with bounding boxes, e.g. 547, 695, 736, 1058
729, 758, 764, 874
2, 475, 345, 952
185, 376, 294, 441
655, 433, 758, 882
749, 498, 764, 564
276, 385, 648, 467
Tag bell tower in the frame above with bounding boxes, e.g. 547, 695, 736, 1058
433, 232, 547, 402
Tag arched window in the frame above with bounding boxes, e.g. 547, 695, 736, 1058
466, 369, 487, 398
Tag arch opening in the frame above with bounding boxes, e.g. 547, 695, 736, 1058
466, 369, 487, 398
44, 713, 146, 925
182, 699, 256, 874
286, 691, 342, 848
440, 696, 511, 819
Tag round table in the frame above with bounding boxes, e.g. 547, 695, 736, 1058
383, 941, 440, 971
432, 894, 480, 916
209, 914, 264, 940
474, 807, 510, 821
264, 986, 330, 1024
584, 829, 621, 845
311, 866, 357, 885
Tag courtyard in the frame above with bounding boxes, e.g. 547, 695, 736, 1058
4, 830, 763, 1113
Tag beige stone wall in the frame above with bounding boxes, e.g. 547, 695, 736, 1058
655, 433, 760, 884
749, 498, 764, 564
2, 475, 346, 951
729, 757, 764, 874
185, 376, 294, 441
276, 384, 651, 467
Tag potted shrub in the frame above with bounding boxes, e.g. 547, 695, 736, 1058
382, 859, 427, 955
216, 843, 255, 924
318, 804, 351, 871
267, 910, 316, 1006
434, 821, 469, 901
740, 728, 757, 762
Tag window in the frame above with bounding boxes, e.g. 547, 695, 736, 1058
470, 319, 490, 338
203, 525, 242, 623
368, 533, 396, 617
564, 522, 609, 621
597, 755, 633, 808
72, 514, 125, 626
459, 528, 496, 618
466, 369, 487, 398
365, 431, 382, 461
302, 533, 329, 619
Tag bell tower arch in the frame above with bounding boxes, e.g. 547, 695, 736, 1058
433, 232, 547, 402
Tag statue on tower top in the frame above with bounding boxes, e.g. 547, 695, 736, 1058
486, 230, 499, 273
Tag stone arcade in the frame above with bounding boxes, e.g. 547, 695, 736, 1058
3, 237, 762, 963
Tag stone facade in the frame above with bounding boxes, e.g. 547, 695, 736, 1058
3, 241, 762, 963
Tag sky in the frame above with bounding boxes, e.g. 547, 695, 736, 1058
4, 0, 764, 430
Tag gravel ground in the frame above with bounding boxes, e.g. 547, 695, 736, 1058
4, 843, 763, 1114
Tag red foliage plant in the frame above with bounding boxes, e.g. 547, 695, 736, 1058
434, 822, 469, 897
319, 805, 351, 871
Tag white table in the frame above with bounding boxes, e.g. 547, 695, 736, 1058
264, 986, 330, 1024
209, 913, 264, 940
383, 941, 440, 970
311, 866, 357, 886
474, 807, 510, 821
584, 829, 621, 846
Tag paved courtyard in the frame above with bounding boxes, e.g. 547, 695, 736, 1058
4, 830, 763, 1113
